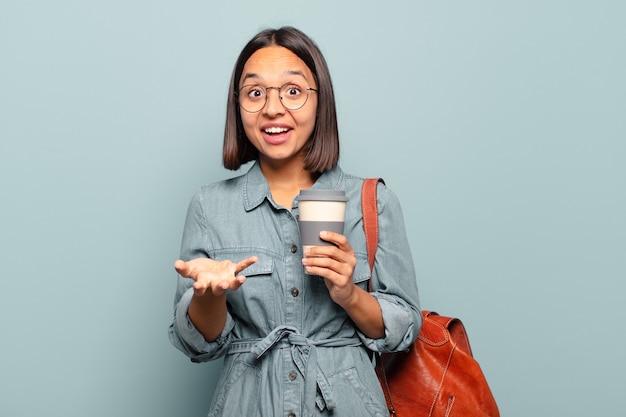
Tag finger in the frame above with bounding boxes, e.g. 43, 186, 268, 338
304, 263, 346, 285
303, 255, 352, 277
192, 280, 209, 296
203, 275, 246, 296
235, 256, 259, 275
231, 275, 247, 291
319, 231, 352, 251
305, 245, 355, 268
194, 275, 228, 297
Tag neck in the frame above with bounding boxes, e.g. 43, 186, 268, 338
258, 158, 317, 208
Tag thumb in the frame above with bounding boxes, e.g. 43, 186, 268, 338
174, 259, 190, 276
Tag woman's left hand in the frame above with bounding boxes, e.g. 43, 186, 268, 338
301, 231, 358, 308
303, 230, 385, 338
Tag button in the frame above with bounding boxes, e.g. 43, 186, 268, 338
290, 287, 299, 297
288, 371, 297, 381
290, 245, 298, 253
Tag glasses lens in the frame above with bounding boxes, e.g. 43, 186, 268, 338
239, 85, 266, 113
279, 84, 308, 110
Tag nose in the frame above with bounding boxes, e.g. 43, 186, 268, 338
263, 87, 285, 116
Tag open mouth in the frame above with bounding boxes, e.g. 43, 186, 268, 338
264, 126, 290, 135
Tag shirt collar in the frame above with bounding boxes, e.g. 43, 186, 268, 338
242, 162, 345, 211
243, 162, 271, 211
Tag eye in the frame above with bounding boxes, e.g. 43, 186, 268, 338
283, 85, 302, 97
245, 86, 265, 100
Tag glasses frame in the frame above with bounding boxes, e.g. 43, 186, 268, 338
237, 82, 318, 113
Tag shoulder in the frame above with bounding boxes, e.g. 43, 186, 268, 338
188, 172, 246, 207
197, 175, 244, 195
338, 169, 398, 210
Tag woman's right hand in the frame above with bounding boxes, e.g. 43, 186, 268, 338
174, 256, 259, 297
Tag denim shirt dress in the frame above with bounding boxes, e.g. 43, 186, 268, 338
168, 162, 421, 417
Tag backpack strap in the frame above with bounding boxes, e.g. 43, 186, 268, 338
361, 178, 396, 416
361, 178, 384, 291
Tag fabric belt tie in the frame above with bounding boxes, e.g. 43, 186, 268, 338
227, 325, 362, 412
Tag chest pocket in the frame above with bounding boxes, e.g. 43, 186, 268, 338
210, 249, 279, 333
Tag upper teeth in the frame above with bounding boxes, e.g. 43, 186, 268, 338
265, 127, 289, 134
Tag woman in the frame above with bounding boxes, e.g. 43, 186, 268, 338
168, 26, 421, 417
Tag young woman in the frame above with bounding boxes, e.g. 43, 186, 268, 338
169, 26, 421, 417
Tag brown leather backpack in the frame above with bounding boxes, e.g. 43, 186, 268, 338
362, 178, 500, 417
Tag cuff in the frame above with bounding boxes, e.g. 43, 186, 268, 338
170, 287, 233, 361
358, 293, 417, 353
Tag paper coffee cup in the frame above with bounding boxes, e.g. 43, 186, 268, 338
296, 189, 348, 252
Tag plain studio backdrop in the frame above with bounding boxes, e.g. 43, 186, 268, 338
1, 1, 624, 416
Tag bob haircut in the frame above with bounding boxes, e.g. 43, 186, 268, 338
223, 27, 340, 173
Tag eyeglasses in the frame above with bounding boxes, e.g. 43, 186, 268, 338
237, 82, 317, 113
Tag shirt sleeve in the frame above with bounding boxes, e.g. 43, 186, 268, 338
167, 189, 233, 362
357, 183, 422, 353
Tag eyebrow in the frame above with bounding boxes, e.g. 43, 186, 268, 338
241, 70, 310, 84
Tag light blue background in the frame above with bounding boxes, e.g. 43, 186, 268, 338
1, 1, 624, 416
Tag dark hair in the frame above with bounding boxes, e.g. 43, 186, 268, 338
223, 26, 340, 173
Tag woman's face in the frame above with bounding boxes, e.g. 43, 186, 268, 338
239, 46, 318, 168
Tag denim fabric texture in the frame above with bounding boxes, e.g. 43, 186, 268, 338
168, 162, 421, 417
